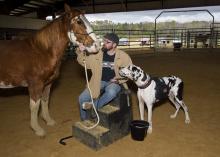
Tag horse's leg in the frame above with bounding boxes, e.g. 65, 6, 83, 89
28, 84, 45, 136
41, 84, 56, 126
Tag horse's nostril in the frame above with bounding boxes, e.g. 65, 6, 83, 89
94, 41, 100, 49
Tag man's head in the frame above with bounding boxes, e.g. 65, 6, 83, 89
102, 33, 119, 51
104, 33, 119, 45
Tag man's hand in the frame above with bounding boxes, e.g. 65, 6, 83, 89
110, 78, 119, 84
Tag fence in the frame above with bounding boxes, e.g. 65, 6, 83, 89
94, 24, 220, 50
1, 25, 220, 50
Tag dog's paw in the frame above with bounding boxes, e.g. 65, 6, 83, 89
170, 114, 177, 119
185, 118, 190, 124
147, 127, 152, 134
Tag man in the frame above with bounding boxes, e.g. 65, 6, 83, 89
76, 33, 132, 120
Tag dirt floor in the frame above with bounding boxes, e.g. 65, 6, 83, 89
0, 49, 220, 157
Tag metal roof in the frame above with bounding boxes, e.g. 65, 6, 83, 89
0, 0, 220, 19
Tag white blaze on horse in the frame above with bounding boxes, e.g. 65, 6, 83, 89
0, 4, 101, 136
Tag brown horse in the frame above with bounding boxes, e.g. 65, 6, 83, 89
0, 4, 101, 136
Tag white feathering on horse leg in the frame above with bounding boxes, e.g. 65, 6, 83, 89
30, 99, 46, 136
41, 99, 56, 126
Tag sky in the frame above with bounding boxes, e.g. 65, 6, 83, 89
85, 5, 220, 23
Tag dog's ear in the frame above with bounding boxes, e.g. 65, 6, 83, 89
141, 73, 147, 82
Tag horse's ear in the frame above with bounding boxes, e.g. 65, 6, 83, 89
64, 3, 71, 12
81, 10, 85, 15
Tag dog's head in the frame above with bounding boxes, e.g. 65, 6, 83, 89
119, 64, 148, 82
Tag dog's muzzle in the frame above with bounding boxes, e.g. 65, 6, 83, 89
119, 68, 126, 77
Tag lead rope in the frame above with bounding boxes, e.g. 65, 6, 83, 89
59, 51, 100, 145
82, 51, 100, 129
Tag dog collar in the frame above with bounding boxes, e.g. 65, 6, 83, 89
138, 79, 152, 89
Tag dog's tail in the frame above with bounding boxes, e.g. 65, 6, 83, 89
176, 81, 184, 100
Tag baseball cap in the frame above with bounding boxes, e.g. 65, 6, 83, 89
104, 33, 119, 45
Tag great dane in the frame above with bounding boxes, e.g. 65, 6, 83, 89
119, 64, 190, 134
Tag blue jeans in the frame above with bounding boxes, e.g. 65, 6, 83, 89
79, 81, 121, 120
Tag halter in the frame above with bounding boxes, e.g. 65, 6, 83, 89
67, 14, 94, 41
74, 31, 94, 36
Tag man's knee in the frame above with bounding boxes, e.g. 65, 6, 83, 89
105, 86, 121, 98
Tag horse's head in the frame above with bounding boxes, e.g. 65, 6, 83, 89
64, 4, 101, 53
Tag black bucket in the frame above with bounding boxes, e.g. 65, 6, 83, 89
130, 120, 149, 141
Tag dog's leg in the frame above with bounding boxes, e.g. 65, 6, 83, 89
174, 97, 190, 124
173, 79, 190, 124
175, 98, 190, 124
137, 91, 145, 120
146, 103, 153, 134
169, 94, 181, 119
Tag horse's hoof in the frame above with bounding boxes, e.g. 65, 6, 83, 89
35, 129, 46, 137
47, 119, 56, 126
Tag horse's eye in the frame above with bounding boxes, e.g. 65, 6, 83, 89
77, 19, 82, 25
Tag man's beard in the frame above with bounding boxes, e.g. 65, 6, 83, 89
101, 47, 110, 52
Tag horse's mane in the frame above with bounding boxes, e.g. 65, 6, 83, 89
30, 14, 68, 50
28, 8, 83, 51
